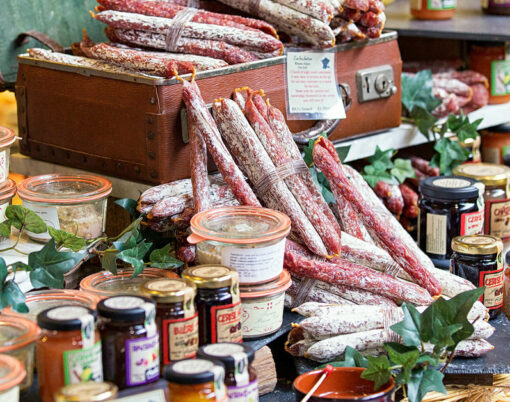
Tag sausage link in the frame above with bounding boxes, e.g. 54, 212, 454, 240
189, 113, 210, 213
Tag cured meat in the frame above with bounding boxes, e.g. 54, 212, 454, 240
331, 19, 366, 42
189, 113, 210, 213
435, 70, 489, 88
433, 77, 473, 102
338, 7, 362, 22
272, 0, 335, 23
332, 194, 368, 240
410, 156, 440, 177
462, 83, 489, 114
286, 278, 357, 307
313, 137, 442, 296
368, 0, 385, 13
424, 340, 493, 358
344, 0, 369, 11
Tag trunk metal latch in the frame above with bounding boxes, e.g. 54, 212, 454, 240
356, 65, 397, 103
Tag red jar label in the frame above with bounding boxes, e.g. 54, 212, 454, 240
460, 210, 484, 235
162, 314, 199, 364
485, 198, 510, 239
479, 269, 504, 310
211, 302, 242, 343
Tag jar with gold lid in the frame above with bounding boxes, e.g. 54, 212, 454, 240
55, 382, 118, 402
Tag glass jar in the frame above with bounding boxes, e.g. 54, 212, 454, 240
240, 269, 291, 339
0, 178, 16, 224
182, 265, 242, 345
419, 176, 483, 269
0, 127, 15, 187
504, 268, 510, 319
55, 381, 118, 402
469, 43, 510, 104
142, 278, 199, 368
0, 316, 39, 391
97, 295, 159, 389
1, 289, 101, 321
16, 174, 112, 242
410, 0, 456, 19
482, 0, 510, 15
198, 343, 258, 402
80, 268, 179, 299
0, 354, 26, 402
451, 235, 504, 319
482, 124, 510, 165
188, 206, 291, 285
164, 358, 227, 402
36, 306, 103, 402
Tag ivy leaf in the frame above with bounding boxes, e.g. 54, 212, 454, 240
0, 258, 7, 285
336, 145, 351, 163
391, 303, 422, 347
362, 165, 395, 188
446, 114, 482, 143
9, 261, 31, 273
317, 346, 369, 369
310, 168, 336, 205
30, 267, 63, 289
411, 106, 438, 139
391, 159, 416, 184
368, 146, 394, 170
303, 138, 315, 166
432, 138, 469, 175
100, 251, 118, 275
1, 280, 28, 313
407, 367, 446, 402
48, 227, 86, 252
115, 198, 139, 219
0, 220, 11, 238
416, 354, 439, 367
6, 205, 47, 233
117, 241, 152, 277
401, 71, 441, 114
360, 355, 392, 390
384, 343, 420, 385
150, 244, 184, 269
113, 228, 139, 252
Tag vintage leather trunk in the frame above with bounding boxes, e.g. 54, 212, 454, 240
16, 31, 402, 185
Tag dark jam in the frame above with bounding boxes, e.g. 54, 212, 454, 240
196, 287, 235, 345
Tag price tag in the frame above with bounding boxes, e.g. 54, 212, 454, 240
285, 50, 346, 120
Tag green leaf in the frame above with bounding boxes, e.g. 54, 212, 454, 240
446, 114, 482, 143
0, 257, 7, 284
391, 159, 416, 184
336, 145, 351, 163
30, 267, 63, 289
401, 70, 441, 114
48, 227, 86, 252
361, 355, 392, 390
1, 280, 28, 313
391, 303, 422, 347
6, 205, 47, 233
0, 220, 11, 238
416, 354, 439, 367
117, 241, 152, 277
149, 244, 184, 269
362, 165, 395, 188
317, 346, 369, 369
9, 261, 31, 273
411, 106, 438, 139
384, 343, 420, 385
115, 198, 139, 219
100, 251, 118, 275
407, 367, 446, 402
433, 138, 469, 175
368, 146, 394, 170
303, 138, 315, 166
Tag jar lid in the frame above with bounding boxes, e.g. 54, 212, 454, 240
164, 358, 225, 385
419, 176, 480, 201
0, 316, 40, 352
452, 235, 503, 255
0, 127, 16, 149
198, 343, 255, 369
182, 265, 239, 289
453, 163, 510, 187
142, 278, 196, 303
55, 382, 118, 402
17, 174, 112, 204
0, 354, 26, 392
188, 206, 291, 245
37, 306, 97, 331
0, 179, 16, 202
97, 295, 156, 322
240, 269, 292, 298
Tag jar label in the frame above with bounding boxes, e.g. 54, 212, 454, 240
241, 292, 285, 338
23, 201, 60, 240
479, 268, 504, 310
211, 302, 242, 343
125, 334, 160, 386
0, 150, 7, 183
220, 239, 285, 283
427, 0, 456, 9
491, 60, 510, 96
227, 379, 259, 402
425, 213, 447, 255
162, 314, 199, 364
485, 0, 510, 8
460, 210, 484, 236
0, 385, 19, 402
63, 341, 103, 385
0, 203, 8, 224
485, 198, 510, 239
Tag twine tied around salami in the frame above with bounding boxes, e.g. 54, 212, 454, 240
248, 0, 262, 17
383, 307, 401, 344
253, 159, 309, 197
165, 8, 198, 52
384, 262, 401, 278
186, 0, 200, 8
290, 278, 318, 309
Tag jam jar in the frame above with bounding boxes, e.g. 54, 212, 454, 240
36, 306, 103, 402
182, 265, 242, 345
482, 0, 510, 15
164, 358, 227, 402
481, 123, 510, 165
410, 0, 456, 20
419, 176, 484, 269
198, 343, 258, 402
97, 295, 159, 389
451, 235, 504, 319
55, 382, 118, 402
142, 278, 199, 368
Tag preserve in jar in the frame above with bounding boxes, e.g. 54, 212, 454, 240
410, 0, 456, 19
0, 127, 16, 187
97, 295, 159, 389
0, 315, 39, 391
482, 0, 510, 15
142, 278, 199, 367
504, 268, 510, 319
419, 176, 483, 269
469, 43, 510, 104
80, 268, 179, 298
55, 381, 118, 402
188, 206, 291, 285
0, 178, 16, 224
164, 358, 227, 402
240, 269, 292, 339
16, 173, 112, 241
37, 306, 103, 402
182, 265, 242, 345
482, 124, 510, 165
198, 343, 258, 402
0, 354, 26, 402
451, 235, 504, 319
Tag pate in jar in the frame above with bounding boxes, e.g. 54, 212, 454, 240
0, 178, 16, 224
0, 127, 15, 187
188, 206, 291, 285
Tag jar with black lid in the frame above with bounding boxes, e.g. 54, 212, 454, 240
419, 176, 484, 269
142, 278, 199, 368
451, 235, 504, 319
97, 295, 159, 389
182, 265, 241, 345
198, 343, 258, 402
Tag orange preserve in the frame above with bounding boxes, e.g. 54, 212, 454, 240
411, 0, 456, 19
164, 358, 227, 402
36, 306, 103, 402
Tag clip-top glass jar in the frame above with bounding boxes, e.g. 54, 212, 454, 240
0, 354, 26, 402
182, 265, 242, 345
198, 343, 258, 402
0, 127, 16, 187
55, 382, 118, 402
164, 358, 227, 402
98, 295, 159, 389
410, 0, 456, 19
0, 178, 16, 224
142, 278, 199, 368
451, 235, 504, 319
16, 173, 112, 241
419, 176, 484, 269
36, 306, 103, 402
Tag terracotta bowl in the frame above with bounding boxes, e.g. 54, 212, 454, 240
293, 367, 395, 401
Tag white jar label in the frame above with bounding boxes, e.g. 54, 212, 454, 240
0, 202, 8, 222
425, 213, 447, 256
486, 198, 510, 239
0, 150, 7, 184
63, 341, 103, 385
241, 292, 285, 338
227, 379, 259, 402
23, 201, 60, 240
125, 334, 159, 386
221, 239, 285, 283
0, 384, 19, 402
